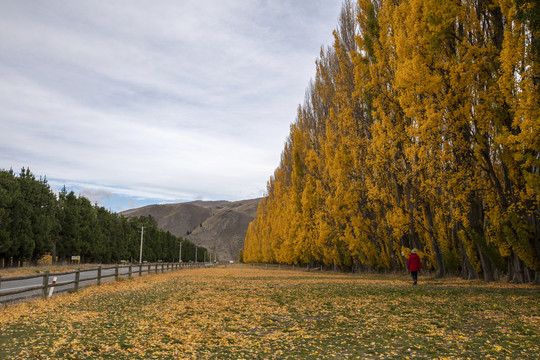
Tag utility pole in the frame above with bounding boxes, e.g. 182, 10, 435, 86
139, 226, 144, 264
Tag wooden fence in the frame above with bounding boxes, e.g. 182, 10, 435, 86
0, 262, 209, 302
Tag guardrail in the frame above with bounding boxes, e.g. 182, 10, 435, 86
0, 262, 209, 302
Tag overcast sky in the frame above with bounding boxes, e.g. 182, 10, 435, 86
0, 0, 343, 212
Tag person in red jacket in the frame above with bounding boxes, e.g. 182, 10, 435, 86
407, 249, 422, 285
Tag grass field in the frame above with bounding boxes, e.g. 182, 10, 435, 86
0, 267, 538, 359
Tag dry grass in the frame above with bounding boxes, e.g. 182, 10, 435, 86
0, 263, 103, 276
1, 267, 538, 359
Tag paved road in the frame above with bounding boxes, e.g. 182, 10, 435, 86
0, 264, 186, 304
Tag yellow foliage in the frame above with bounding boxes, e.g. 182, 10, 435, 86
244, 0, 539, 282
37, 253, 53, 265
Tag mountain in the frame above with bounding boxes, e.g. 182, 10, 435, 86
120, 198, 262, 262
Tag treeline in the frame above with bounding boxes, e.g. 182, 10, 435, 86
244, 0, 539, 283
0, 168, 207, 267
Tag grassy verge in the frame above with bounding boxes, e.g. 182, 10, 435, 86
0, 264, 105, 276
0, 268, 538, 359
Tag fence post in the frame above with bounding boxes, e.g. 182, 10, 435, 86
75, 268, 80, 292
129, 264, 132, 278
48, 277, 57, 298
148, 264, 151, 274
97, 266, 102, 286
139, 264, 142, 277
42, 271, 49, 299
161, 263, 164, 273
0, 275, 2, 289
115, 265, 119, 282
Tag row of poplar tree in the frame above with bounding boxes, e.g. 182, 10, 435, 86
0, 168, 207, 268
244, 0, 539, 283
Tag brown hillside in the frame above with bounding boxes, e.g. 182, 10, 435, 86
121, 198, 261, 262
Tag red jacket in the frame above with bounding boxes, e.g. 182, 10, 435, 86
407, 253, 422, 272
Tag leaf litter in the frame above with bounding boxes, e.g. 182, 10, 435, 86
0, 267, 538, 359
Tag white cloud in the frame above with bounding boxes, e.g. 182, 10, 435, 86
0, 0, 342, 209
78, 188, 113, 205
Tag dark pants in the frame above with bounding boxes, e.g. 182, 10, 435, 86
411, 271, 418, 284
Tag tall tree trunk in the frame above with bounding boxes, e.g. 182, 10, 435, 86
405, 182, 420, 251
52, 239, 57, 264
468, 192, 497, 282
423, 201, 446, 278
508, 251, 530, 283
534, 271, 540, 285
460, 241, 479, 280
477, 243, 495, 282
531, 211, 540, 284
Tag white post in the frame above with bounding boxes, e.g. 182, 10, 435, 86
195, 247, 198, 263
48, 277, 57, 298
139, 226, 144, 264
179, 241, 182, 263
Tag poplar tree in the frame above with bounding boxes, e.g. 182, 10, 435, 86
244, 0, 539, 283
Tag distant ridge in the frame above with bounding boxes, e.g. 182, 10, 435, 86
121, 198, 262, 261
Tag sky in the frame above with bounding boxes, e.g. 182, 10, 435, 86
0, 0, 343, 212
